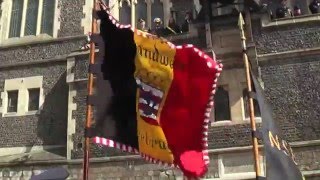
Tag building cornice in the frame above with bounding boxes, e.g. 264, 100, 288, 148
0, 140, 319, 167
0, 35, 86, 49
257, 47, 320, 65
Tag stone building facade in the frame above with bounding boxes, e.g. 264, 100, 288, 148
0, 0, 319, 179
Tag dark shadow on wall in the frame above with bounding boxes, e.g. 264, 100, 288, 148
36, 71, 68, 157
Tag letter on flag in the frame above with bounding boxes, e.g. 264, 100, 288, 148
251, 73, 304, 180
91, 5, 222, 178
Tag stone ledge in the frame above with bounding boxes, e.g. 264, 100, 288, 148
1, 139, 318, 167
261, 13, 320, 28
0, 35, 85, 49
257, 47, 320, 61
0, 56, 67, 69
257, 47, 320, 66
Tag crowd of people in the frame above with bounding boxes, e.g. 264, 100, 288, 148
272, 0, 320, 19
137, 12, 193, 37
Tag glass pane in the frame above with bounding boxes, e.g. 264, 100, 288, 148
25, 0, 39, 36
7, 90, 18, 113
119, 1, 131, 24
135, 0, 147, 29
28, 88, 40, 111
41, 0, 55, 35
151, 0, 164, 29
214, 86, 231, 121
9, 0, 24, 38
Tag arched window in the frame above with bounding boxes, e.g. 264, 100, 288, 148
119, 0, 131, 25
151, 0, 164, 29
242, 88, 261, 118
135, 0, 147, 27
213, 86, 231, 121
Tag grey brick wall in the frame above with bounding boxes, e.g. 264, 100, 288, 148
0, 38, 85, 67
57, 0, 86, 37
0, 62, 68, 147
63, 145, 320, 179
208, 124, 259, 149
0, 145, 319, 179
252, 20, 320, 54
260, 57, 320, 142
74, 55, 89, 80
295, 145, 320, 171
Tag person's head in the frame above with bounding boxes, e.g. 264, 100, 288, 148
154, 17, 162, 27
138, 18, 146, 28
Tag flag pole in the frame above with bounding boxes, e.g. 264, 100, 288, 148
83, 0, 97, 179
238, 13, 261, 179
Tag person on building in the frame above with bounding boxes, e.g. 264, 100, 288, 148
181, 12, 192, 33
137, 18, 148, 32
293, 5, 302, 16
275, 0, 291, 18
164, 17, 181, 35
151, 17, 165, 37
309, 0, 320, 14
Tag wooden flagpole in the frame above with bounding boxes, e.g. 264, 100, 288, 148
83, 0, 97, 179
238, 13, 261, 179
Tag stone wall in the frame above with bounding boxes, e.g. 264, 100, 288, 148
1, 144, 319, 179
260, 57, 320, 142
0, 0, 88, 148
252, 20, 320, 55
57, 0, 86, 37
0, 62, 68, 147
0, 38, 85, 67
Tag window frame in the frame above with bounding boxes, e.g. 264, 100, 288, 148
115, 0, 172, 29
217, 152, 265, 179
27, 88, 41, 112
210, 69, 262, 127
0, 76, 44, 117
0, 0, 58, 45
211, 85, 232, 124
6, 90, 19, 114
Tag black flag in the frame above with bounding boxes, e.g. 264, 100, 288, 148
251, 73, 304, 180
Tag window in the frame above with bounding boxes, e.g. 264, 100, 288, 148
1, 76, 43, 117
28, 88, 40, 111
9, 0, 56, 38
151, 0, 164, 29
119, 0, 131, 25
111, 0, 170, 30
242, 88, 261, 118
135, 0, 147, 27
7, 90, 18, 113
213, 86, 231, 121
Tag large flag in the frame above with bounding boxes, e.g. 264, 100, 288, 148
91, 4, 222, 178
251, 73, 304, 180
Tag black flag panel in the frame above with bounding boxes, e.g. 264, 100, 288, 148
251, 73, 304, 180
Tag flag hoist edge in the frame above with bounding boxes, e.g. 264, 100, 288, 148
91, 8, 223, 177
